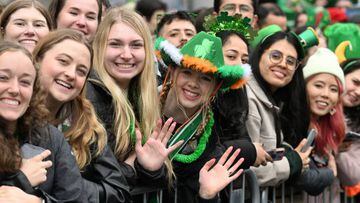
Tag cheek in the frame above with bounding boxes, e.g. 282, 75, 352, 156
57, 13, 74, 27
330, 94, 339, 106
22, 87, 34, 104
38, 28, 50, 37
75, 77, 87, 90
135, 50, 146, 63
4, 26, 21, 39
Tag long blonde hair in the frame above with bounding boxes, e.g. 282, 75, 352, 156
92, 7, 160, 161
33, 29, 107, 169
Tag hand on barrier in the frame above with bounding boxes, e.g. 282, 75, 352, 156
20, 149, 52, 187
253, 143, 272, 166
327, 153, 337, 177
295, 139, 313, 169
0, 185, 43, 203
198, 146, 244, 199
135, 118, 183, 171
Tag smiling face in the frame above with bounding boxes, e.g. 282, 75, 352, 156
104, 22, 145, 89
342, 69, 360, 107
306, 73, 340, 117
259, 39, 298, 91
222, 34, 248, 65
4, 7, 50, 52
159, 19, 196, 48
56, 0, 99, 40
0, 50, 35, 126
39, 39, 90, 107
173, 67, 216, 115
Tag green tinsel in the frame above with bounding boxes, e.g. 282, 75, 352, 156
174, 110, 214, 163
203, 12, 257, 41
129, 119, 136, 146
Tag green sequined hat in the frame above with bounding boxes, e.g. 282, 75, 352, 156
155, 31, 251, 91
203, 12, 257, 41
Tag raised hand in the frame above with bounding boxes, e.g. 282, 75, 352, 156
20, 150, 52, 187
0, 186, 42, 203
294, 139, 313, 170
198, 146, 244, 199
135, 118, 183, 171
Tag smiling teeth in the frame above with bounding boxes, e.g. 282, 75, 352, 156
116, 63, 134, 68
56, 80, 71, 89
316, 101, 328, 106
1, 99, 19, 106
184, 89, 198, 97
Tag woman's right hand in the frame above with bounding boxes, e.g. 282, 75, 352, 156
253, 143, 272, 166
294, 139, 312, 169
20, 150, 53, 187
135, 118, 183, 171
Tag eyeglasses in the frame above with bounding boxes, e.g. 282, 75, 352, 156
267, 50, 300, 70
220, 4, 254, 15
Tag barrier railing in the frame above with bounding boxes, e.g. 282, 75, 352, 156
130, 169, 260, 203
130, 170, 356, 203
260, 182, 357, 203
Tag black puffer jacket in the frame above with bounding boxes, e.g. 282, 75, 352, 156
1, 124, 85, 203
81, 144, 131, 202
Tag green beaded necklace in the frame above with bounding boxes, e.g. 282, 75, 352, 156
173, 110, 214, 164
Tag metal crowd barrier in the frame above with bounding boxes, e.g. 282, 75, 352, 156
130, 169, 260, 203
260, 182, 357, 203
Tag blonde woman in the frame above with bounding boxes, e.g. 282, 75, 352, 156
33, 29, 130, 202
87, 8, 181, 187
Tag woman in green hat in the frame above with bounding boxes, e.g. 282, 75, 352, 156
246, 25, 316, 186
157, 31, 248, 202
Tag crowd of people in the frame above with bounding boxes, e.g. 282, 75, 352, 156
0, 0, 359, 202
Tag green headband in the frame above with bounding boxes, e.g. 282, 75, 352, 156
203, 12, 257, 41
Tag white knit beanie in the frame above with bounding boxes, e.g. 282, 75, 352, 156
303, 48, 345, 88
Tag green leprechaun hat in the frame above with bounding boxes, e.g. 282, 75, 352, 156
250, 25, 319, 59
155, 31, 250, 91
324, 23, 360, 59
250, 25, 282, 49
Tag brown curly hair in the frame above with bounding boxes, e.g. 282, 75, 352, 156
0, 41, 49, 174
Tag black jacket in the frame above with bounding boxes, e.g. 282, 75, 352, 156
162, 117, 225, 203
86, 73, 166, 189
214, 88, 257, 169
81, 144, 131, 202
1, 124, 85, 202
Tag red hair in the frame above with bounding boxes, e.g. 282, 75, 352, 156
310, 78, 345, 155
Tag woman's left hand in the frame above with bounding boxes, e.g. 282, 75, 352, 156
198, 146, 244, 199
0, 186, 42, 203
135, 118, 183, 171
327, 153, 337, 177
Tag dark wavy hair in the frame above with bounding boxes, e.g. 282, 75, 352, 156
0, 41, 49, 174
341, 58, 360, 133
156, 10, 195, 35
216, 30, 249, 50
250, 31, 310, 147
